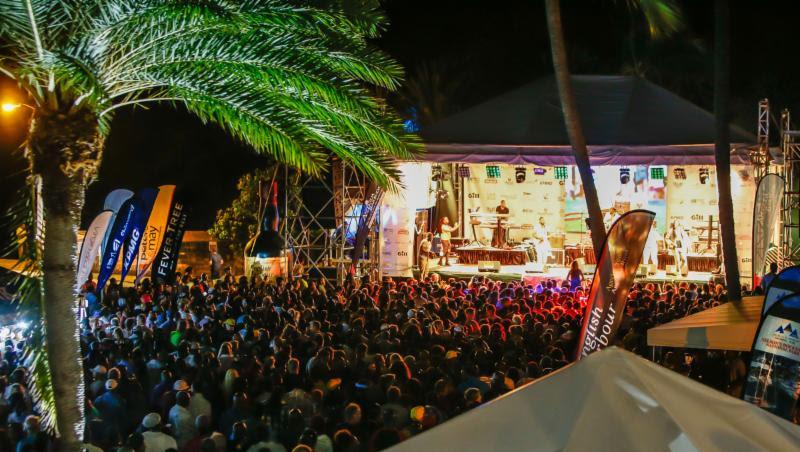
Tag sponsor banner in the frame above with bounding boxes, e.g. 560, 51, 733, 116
381, 198, 415, 277
76, 211, 113, 288
576, 210, 655, 360
152, 198, 189, 284
752, 174, 784, 286
96, 197, 141, 292
743, 294, 800, 421
763, 266, 800, 315
101, 189, 134, 256
136, 185, 176, 282
119, 188, 159, 282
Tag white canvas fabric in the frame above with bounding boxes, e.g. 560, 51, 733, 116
648, 296, 763, 351
390, 347, 800, 452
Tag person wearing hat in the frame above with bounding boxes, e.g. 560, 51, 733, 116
93, 378, 128, 441
141, 412, 177, 451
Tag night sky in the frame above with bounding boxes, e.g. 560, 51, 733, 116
1, 0, 800, 233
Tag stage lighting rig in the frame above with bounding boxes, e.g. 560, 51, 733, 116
431, 165, 443, 182
554, 166, 568, 180
699, 167, 710, 184
673, 168, 687, 180
486, 165, 501, 178
650, 167, 665, 180
457, 165, 471, 178
619, 167, 631, 184
515, 166, 526, 183
533, 167, 546, 176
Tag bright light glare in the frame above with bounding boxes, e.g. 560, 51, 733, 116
1, 103, 21, 112
15, 321, 29, 330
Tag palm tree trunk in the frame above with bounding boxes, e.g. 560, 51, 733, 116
714, 0, 741, 301
29, 110, 103, 450
545, 0, 606, 258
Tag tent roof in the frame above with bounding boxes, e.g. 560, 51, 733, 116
647, 296, 764, 351
389, 347, 799, 452
421, 75, 755, 165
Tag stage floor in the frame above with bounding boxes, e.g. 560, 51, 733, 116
426, 262, 715, 286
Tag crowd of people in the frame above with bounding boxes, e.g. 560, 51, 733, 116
0, 266, 749, 451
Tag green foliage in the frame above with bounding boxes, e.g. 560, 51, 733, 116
209, 166, 279, 261
0, 0, 418, 188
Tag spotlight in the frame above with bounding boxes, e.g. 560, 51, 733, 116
431, 165, 443, 182
437, 189, 448, 200
673, 168, 687, 180
533, 167, 546, 176
457, 165, 471, 178
486, 165, 501, 178
515, 166, 526, 183
650, 167, 665, 180
699, 167, 710, 184
554, 166, 568, 180
619, 168, 631, 184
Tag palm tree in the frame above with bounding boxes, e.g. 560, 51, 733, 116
0, 1, 414, 447
713, 0, 741, 301
544, 0, 683, 257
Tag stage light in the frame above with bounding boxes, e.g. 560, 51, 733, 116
1, 103, 20, 112
554, 166, 568, 180
699, 167, 710, 184
457, 165, 471, 178
431, 165, 443, 182
673, 168, 686, 180
650, 167, 665, 180
437, 189, 448, 200
619, 168, 631, 184
533, 167, 546, 176
515, 166, 526, 183
486, 165, 501, 178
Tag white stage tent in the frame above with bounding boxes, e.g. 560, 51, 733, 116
389, 347, 800, 452
647, 296, 764, 351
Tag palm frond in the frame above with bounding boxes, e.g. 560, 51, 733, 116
625, 0, 684, 39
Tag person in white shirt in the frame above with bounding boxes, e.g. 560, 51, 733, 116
140, 412, 178, 451
668, 220, 690, 274
533, 217, 551, 264
642, 220, 662, 272
188, 382, 212, 421
603, 207, 620, 231
169, 391, 197, 448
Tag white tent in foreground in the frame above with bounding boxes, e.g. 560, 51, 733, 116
389, 347, 800, 452
647, 296, 763, 351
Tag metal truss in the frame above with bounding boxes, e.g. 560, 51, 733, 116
750, 99, 771, 182
283, 161, 381, 283
780, 109, 800, 266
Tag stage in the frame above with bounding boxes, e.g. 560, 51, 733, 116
422, 261, 717, 286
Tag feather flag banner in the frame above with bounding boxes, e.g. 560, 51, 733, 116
76, 211, 113, 288
120, 188, 159, 282
135, 185, 176, 283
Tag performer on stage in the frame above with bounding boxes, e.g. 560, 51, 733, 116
667, 220, 690, 274
642, 219, 661, 273
418, 232, 432, 280
492, 200, 510, 247
437, 217, 459, 266
533, 216, 551, 264
603, 207, 620, 231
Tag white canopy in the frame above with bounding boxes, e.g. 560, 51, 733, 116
389, 347, 800, 452
647, 296, 763, 351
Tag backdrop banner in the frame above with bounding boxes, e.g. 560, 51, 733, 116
76, 210, 113, 288
119, 188, 159, 282
575, 210, 655, 360
763, 265, 800, 315
753, 174, 784, 287
152, 198, 189, 284
96, 197, 141, 292
135, 185, 176, 283
742, 293, 800, 421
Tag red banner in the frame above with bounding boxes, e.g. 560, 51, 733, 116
575, 209, 655, 360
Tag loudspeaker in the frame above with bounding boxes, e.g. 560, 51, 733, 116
524, 262, 546, 274
666, 265, 677, 276
636, 265, 648, 277
478, 261, 502, 273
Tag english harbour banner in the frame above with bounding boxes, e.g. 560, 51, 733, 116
152, 197, 189, 284
135, 185, 176, 283
742, 293, 800, 421
119, 188, 159, 282
76, 210, 113, 288
96, 196, 141, 292
752, 174, 784, 288
575, 209, 655, 360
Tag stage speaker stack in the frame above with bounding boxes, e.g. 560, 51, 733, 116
524, 262, 547, 274
478, 261, 502, 273
636, 265, 648, 277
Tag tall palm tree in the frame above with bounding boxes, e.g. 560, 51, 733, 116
544, 0, 683, 257
0, 0, 414, 447
713, 0, 741, 301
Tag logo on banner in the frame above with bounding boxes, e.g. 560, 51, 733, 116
468, 193, 480, 199
775, 322, 799, 338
